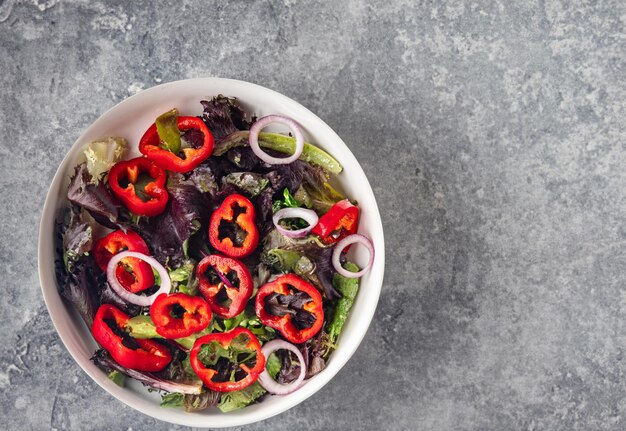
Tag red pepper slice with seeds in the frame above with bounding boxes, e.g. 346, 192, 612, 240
255, 273, 324, 344
108, 156, 168, 217
208, 194, 259, 258
311, 199, 359, 244
150, 293, 212, 339
139, 114, 214, 173
92, 304, 172, 372
196, 255, 253, 319
92, 229, 154, 293
189, 327, 265, 392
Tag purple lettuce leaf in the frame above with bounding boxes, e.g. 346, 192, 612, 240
54, 206, 99, 327
67, 163, 126, 230
200, 96, 254, 142
135, 173, 211, 266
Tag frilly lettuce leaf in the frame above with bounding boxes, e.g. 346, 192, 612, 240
83, 137, 127, 184
134, 173, 210, 266
67, 163, 124, 229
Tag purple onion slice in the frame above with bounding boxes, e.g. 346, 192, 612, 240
249, 115, 304, 165
106, 251, 171, 307
272, 207, 319, 238
332, 234, 374, 278
258, 339, 306, 395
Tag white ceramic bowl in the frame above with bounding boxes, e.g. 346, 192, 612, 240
38, 78, 385, 427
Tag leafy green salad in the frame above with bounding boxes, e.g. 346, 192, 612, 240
55, 96, 374, 412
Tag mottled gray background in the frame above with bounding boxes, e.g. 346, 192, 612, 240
1, 0, 625, 430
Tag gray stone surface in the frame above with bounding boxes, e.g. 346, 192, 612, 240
1, 0, 626, 429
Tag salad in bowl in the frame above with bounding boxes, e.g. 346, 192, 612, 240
40, 78, 384, 427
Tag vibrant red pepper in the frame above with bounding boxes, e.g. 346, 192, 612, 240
108, 157, 169, 216
311, 199, 359, 244
139, 116, 214, 173
150, 293, 212, 339
255, 274, 324, 344
208, 194, 259, 258
196, 255, 253, 319
189, 327, 265, 392
92, 229, 154, 293
92, 304, 172, 372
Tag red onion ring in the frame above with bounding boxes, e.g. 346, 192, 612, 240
120, 367, 202, 394
272, 207, 319, 238
106, 251, 171, 307
332, 234, 374, 278
249, 115, 304, 165
258, 339, 306, 395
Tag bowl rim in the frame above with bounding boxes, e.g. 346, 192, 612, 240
38, 77, 385, 427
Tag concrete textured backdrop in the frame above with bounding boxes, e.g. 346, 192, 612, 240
1, 0, 626, 430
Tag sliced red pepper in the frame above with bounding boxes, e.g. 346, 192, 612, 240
255, 274, 324, 344
139, 115, 214, 173
208, 194, 259, 258
189, 327, 265, 392
92, 304, 171, 372
196, 255, 253, 319
92, 229, 154, 293
108, 157, 168, 217
311, 199, 359, 244
150, 293, 212, 339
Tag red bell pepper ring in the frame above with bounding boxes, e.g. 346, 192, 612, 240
311, 199, 359, 244
108, 157, 169, 217
150, 293, 212, 339
189, 327, 266, 392
92, 304, 172, 372
255, 273, 324, 344
208, 194, 259, 258
196, 255, 253, 319
139, 116, 214, 173
92, 229, 154, 293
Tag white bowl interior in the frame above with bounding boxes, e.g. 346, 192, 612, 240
38, 78, 385, 428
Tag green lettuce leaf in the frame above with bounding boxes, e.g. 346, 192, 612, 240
83, 137, 127, 183
160, 392, 184, 408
